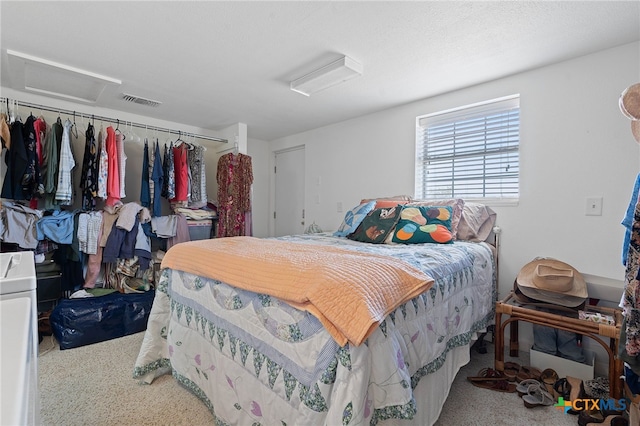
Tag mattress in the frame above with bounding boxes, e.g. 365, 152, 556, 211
134, 234, 496, 425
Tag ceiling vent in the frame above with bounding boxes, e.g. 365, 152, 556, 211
121, 93, 162, 108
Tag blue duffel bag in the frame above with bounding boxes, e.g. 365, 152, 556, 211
50, 290, 155, 350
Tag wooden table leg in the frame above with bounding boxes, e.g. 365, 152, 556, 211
509, 318, 519, 357
494, 309, 504, 372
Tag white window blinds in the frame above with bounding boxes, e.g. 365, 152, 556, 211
415, 95, 520, 201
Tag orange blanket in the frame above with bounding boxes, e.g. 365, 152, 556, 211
161, 237, 434, 346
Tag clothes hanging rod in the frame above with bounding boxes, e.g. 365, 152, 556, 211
1, 97, 228, 144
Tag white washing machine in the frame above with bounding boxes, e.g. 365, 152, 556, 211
1, 251, 39, 425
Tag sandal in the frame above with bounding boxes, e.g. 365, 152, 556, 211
522, 381, 555, 408
584, 377, 611, 400
467, 368, 517, 393
540, 368, 559, 395
582, 414, 629, 426
516, 378, 543, 397
516, 365, 542, 383
566, 376, 586, 415
554, 377, 571, 400
503, 361, 521, 382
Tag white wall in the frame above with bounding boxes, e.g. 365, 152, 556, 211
248, 136, 270, 237
266, 41, 640, 301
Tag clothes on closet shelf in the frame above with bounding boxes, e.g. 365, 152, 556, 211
217, 152, 253, 237
0, 200, 183, 293
0, 200, 43, 249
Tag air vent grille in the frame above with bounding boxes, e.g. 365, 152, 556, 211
121, 93, 162, 107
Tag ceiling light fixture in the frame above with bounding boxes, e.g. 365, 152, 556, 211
290, 55, 363, 96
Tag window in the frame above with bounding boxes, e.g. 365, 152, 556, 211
415, 95, 520, 203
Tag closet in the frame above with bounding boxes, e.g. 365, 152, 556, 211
0, 97, 232, 311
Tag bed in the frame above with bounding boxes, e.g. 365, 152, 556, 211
133, 200, 498, 426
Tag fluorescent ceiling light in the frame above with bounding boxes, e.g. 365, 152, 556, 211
290, 55, 363, 96
6, 49, 121, 103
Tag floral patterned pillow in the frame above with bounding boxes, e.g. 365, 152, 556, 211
347, 205, 402, 244
391, 205, 454, 244
333, 201, 376, 237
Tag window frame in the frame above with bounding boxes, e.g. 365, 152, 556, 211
415, 94, 520, 206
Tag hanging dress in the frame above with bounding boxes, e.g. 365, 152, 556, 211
105, 126, 120, 206
97, 126, 108, 200
80, 123, 98, 210
140, 139, 151, 208
216, 152, 253, 237
170, 142, 189, 203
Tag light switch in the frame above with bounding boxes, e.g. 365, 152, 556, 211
586, 197, 602, 216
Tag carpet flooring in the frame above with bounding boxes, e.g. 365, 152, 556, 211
38, 332, 582, 425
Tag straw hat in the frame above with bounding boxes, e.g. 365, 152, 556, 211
632, 120, 640, 144
620, 83, 640, 121
516, 258, 588, 307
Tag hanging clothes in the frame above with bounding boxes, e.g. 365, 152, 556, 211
161, 142, 175, 200
140, 140, 151, 208
33, 116, 46, 168
216, 152, 253, 237
151, 140, 164, 217
0, 113, 10, 149
620, 176, 640, 374
170, 142, 189, 203
97, 125, 108, 200
116, 131, 127, 198
54, 119, 75, 205
43, 118, 63, 210
1, 118, 28, 200
188, 144, 207, 208
105, 126, 120, 206
80, 123, 99, 210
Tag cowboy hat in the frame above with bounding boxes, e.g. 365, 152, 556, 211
620, 83, 640, 121
516, 258, 588, 307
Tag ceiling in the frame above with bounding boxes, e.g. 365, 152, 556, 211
1, 1, 639, 142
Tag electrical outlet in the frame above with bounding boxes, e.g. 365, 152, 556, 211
586, 197, 602, 216
337, 202, 343, 213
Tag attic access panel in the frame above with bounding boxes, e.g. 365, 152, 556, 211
6, 49, 121, 103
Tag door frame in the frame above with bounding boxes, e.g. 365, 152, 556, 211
270, 145, 306, 237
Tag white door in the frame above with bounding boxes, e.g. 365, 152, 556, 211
274, 146, 305, 236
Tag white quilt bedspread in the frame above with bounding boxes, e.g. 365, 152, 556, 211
133, 235, 496, 425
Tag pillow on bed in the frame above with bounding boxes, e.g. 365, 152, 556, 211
347, 205, 402, 244
391, 205, 454, 244
333, 200, 377, 237
360, 195, 413, 209
456, 203, 497, 242
405, 198, 464, 239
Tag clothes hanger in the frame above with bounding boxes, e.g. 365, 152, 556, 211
174, 130, 184, 146
71, 111, 79, 138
